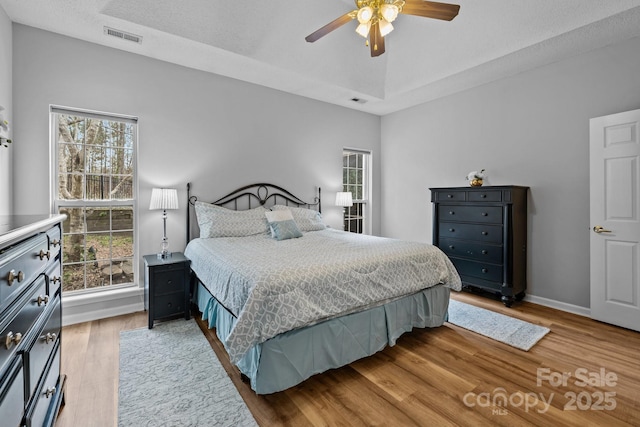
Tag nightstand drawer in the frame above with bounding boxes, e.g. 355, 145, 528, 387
452, 258, 503, 283
439, 238, 503, 264
439, 205, 503, 224
154, 293, 185, 319
152, 268, 187, 295
438, 223, 502, 243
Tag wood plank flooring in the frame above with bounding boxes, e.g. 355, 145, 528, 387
55, 293, 640, 426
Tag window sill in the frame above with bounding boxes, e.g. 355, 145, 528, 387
61, 285, 144, 326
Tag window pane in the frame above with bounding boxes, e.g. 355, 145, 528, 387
61, 207, 86, 234
87, 207, 111, 232
113, 207, 133, 231
348, 154, 356, 168
63, 263, 85, 292
113, 231, 134, 258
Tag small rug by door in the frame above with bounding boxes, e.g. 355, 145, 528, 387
447, 299, 550, 351
118, 319, 257, 427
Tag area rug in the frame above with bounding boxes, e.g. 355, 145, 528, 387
118, 319, 257, 427
447, 299, 550, 351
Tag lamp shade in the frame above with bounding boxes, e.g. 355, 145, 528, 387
335, 192, 353, 207
149, 188, 179, 210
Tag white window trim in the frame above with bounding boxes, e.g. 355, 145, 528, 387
343, 147, 372, 235
50, 105, 141, 299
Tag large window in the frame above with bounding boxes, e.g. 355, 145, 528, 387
52, 107, 137, 294
342, 149, 371, 234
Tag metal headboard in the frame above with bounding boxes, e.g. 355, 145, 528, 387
186, 182, 321, 242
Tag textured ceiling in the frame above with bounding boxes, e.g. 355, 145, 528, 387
3, 0, 640, 115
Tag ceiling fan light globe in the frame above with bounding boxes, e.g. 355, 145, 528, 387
379, 19, 394, 37
380, 4, 399, 22
357, 6, 374, 24
355, 21, 371, 38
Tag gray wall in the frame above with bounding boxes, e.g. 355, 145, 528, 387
12, 24, 381, 277
0, 9, 11, 215
381, 35, 640, 309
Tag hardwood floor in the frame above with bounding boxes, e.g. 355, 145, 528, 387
55, 293, 640, 426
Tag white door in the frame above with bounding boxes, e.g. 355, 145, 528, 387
589, 109, 640, 332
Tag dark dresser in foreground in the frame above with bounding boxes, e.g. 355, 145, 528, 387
144, 253, 191, 329
431, 186, 528, 307
0, 214, 66, 427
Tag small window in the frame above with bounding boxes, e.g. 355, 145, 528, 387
51, 106, 137, 294
342, 149, 371, 234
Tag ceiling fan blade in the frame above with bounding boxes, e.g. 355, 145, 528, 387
369, 22, 385, 57
400, 0, 460, 21
305, 12, 356, 43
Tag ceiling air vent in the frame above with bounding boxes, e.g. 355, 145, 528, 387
104, 26, 142, 44
351, 97, 367, 104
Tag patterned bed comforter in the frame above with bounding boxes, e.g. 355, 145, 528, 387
185, 229, 461, 363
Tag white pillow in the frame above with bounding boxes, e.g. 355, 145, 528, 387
195, 202, 269, 238
270, 205, 326, 232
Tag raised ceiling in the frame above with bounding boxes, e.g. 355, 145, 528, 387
2, 0, 640, 115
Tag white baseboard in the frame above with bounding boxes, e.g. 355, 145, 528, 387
62, 286, 145, 326
523, 294, 591, 318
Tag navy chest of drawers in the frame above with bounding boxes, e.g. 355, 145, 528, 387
0, 215, 66, 427
430, 186, 528, 307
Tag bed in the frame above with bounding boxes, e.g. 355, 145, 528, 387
184, 182, 461, 394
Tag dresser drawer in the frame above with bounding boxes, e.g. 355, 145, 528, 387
438, 223, 503, 243
0, 276, 48, 375
45, 263, 62, 299
452, 258, 503, 283
468, 190, 502, 202
433, 190, 466, 202
439, 205, 503, 224
0, 234, 50, 312
152, 266, 188, 295
0, 356, 24, 427
25, 297, 61, 401
154, 293, 186, 319
25, 344, 60, 427
439, 238, 503, 264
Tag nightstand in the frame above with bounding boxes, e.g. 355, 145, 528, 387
143, 252, 191, 329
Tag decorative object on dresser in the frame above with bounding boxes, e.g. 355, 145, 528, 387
465, 169, 487, 187
431, 186, 528, 307
149, 187, 179, 259
0, 214, 66, 427
144, 252, 191, 329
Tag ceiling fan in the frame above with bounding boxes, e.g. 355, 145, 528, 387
305, 0, 460, 57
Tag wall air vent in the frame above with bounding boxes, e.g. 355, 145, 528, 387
104, 26, 142, 44
351, 97, 367, 104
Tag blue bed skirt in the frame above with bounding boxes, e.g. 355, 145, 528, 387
196, 282, 451, 394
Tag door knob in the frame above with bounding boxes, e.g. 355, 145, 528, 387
592, 225, 612, 234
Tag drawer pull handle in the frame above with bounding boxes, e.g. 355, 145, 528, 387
42, 332, 57, 344
449, 245, 455, 250
481, 250, 488, 255
447, 194, 453, 198
51, 239, 61, 247
7, 269, 24, 285
480, 194, 487, 198
51, 276, 61, 284
167, 280, 173, 285
4, 331, 22, 349
449, 211, 455, 215
481, 212, 488, 216
44, 387, 57, 399
481, 268, 488, 273
36, 295, 50, 306
39, 250, 51, 260
481, 231, 488, 236
449, 228, 455, 232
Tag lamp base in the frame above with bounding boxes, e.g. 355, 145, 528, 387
157, 251, 172, 259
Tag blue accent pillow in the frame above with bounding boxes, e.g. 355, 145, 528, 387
270, 219, 303, 241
